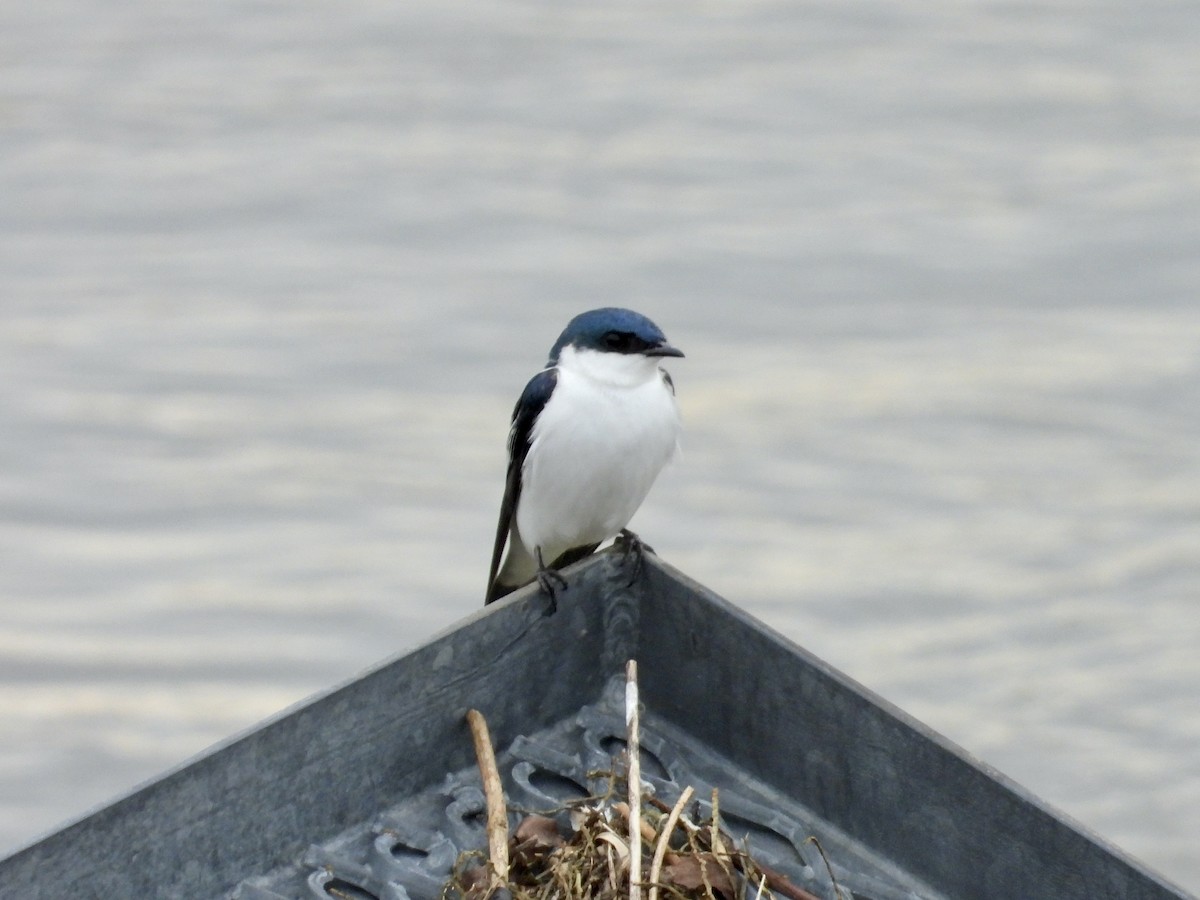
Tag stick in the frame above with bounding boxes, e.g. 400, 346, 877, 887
466, 709, 509, 889
647, 785, 694, 900
710, 788, 728, 861
612, 802, 657, 845
804, 836, 845, 900
743, 859, 824, 900
626, 660, 641, 900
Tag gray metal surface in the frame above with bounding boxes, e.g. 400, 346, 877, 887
0, 553, 1190, 900
232, 677, 942, 900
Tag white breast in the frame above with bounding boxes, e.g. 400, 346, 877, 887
515, 347, 681, 564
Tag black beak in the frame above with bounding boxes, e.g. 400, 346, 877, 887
646, 342, 684, 359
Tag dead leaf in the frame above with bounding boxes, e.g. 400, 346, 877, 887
513, 815, 565, 849
660, 853, 736, 899
458, 863, 491, 900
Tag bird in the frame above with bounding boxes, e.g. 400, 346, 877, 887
485, 307, 684, 606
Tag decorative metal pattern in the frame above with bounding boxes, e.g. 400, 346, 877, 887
231, 677, 938, 900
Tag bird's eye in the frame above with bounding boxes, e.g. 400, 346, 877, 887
603, 331, 628, 351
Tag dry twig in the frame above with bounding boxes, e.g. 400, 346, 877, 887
647, 785, 694, 900
466, 709, 509, 889
625, 660, 642, 900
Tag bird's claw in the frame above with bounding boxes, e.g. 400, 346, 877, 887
616, 529, 654, 585
535, 549, 568, 615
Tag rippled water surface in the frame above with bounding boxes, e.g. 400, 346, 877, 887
2, 1, 1198, 892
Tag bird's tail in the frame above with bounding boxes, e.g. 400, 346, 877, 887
484, 541, 601, 605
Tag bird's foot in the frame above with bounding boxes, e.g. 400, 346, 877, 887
535, 548, 567, 615
615, 529, 654, 585
536, 568, 567, 614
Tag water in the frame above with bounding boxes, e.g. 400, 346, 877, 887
2, 0, 1198, 892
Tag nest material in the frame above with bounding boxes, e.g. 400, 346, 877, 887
454, 684, 826, 900
442, 775, 822, 900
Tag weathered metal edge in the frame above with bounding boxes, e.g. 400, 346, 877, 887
633, 556, 1194, 900
0, 551, 1193, 900
0, 553, 633, 899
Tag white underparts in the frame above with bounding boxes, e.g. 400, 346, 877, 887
497, 346, 681, 587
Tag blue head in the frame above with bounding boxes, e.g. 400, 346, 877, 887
548, 308, 684, 365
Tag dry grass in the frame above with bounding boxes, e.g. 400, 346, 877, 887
441, 767, 822, 900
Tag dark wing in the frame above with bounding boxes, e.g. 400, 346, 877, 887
485, 367, 558, 604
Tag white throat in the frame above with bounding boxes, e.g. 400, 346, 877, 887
556, 344, 665, 388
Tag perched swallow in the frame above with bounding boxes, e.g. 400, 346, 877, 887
485, 307, 684, 605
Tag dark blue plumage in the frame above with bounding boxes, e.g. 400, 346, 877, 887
547, 307, 680, 365
486, 368, 558, 604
